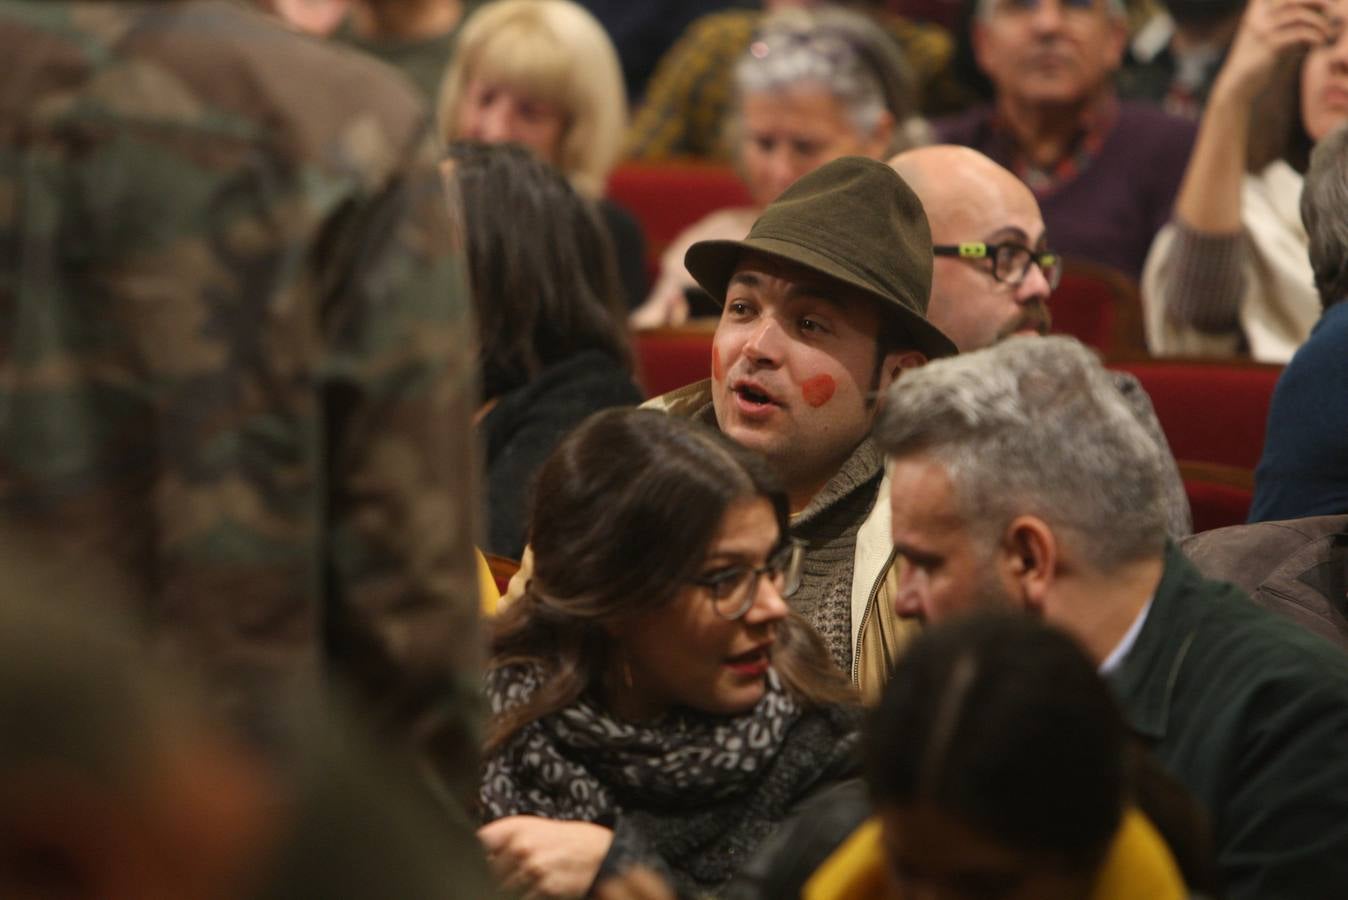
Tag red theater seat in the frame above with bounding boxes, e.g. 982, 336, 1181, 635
1180, 462, 1255, 532
633, 324, 717, 399
1108, 358, 1284, 472
607, 162, 753, 280
1050, 261, 1148, 356
484, 553, 520, 599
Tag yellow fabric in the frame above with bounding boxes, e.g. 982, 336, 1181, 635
1090, 808, 1187, 900
803, 809, 1186, 900
476, 548, 500, 617
803, 818, 893, 900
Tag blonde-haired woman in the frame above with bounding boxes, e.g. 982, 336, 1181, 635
438, 0, 647, 308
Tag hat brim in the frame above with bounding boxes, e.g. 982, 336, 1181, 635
685, 237, 958, 360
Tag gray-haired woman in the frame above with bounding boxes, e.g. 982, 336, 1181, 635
630, 6, 928, 329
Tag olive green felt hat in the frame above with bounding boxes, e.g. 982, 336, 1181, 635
685, 156, 957, 359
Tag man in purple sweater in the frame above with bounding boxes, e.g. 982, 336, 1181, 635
936, 0, 1195, 281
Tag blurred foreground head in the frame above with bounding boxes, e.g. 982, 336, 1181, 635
0, 536, 491, 900
867, 614, 1129, 897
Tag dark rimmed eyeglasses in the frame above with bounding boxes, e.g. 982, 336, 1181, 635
688, 539, 806, 620
932, 242, 1063, 291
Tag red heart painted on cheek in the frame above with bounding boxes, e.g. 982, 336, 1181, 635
801, 375, 836, 407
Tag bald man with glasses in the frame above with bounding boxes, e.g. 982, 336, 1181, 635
891, 144, 1192, 538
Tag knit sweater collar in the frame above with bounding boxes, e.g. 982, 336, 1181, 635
679, 385, 884, 526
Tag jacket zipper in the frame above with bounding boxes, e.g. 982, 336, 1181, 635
852, 547, 899, 687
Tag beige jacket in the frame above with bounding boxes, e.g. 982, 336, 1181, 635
848, 468, 915, 704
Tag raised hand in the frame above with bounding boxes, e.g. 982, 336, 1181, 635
1215, 0, 1336, 103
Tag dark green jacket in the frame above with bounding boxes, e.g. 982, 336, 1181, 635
1109, 543, 1348, 899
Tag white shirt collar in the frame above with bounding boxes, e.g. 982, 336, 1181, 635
1098, 598, 1154, 676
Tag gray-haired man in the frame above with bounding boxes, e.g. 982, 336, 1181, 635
876, 335, 1348, 899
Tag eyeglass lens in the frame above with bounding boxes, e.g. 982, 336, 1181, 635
712, 542, 804, 619
993, 245, 1061, 289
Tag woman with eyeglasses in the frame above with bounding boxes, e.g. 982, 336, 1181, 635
478, 408, 862, 899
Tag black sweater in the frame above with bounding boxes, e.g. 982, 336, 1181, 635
479, 350, 642, 558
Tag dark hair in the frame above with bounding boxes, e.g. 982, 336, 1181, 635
1248, 54, 1315, 175
445, 141, 631, 399
867, 614, 1127, 875
486, 408, 855, 753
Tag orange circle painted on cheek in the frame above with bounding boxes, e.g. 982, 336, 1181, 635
712, 347, 725, 381
801, 374, 836, 407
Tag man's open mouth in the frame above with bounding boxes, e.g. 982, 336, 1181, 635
733, 381, 778, 406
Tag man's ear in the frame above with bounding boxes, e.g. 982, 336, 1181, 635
1000, 515, 1056, 613
1104, 14, 1129, 71
885, 349, 928, 384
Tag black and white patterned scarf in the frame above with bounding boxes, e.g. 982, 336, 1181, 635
480, 663, 803, 821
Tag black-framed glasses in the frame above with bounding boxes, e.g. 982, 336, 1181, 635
932, 242, 1062, 291
688, 539, 806, 620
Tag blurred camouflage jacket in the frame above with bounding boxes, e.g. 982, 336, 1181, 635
0, 0, 483, 801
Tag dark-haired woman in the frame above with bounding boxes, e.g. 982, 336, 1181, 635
478, 408, 862, 899
806, 614, 1210, 900
1142, 0, 1348, 362
447, 142, 643, 560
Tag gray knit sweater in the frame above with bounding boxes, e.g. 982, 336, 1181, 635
671, 387, 884, 676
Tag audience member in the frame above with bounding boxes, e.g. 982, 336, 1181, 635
447, 142, 643, 561
875, 335, 1348, 899
645, 156, 957, 703
336, 0, 479, 101
807, 614, 1202, 900
0, 0, 483, 803
1142, 0, 1344, 361
1181, 514, 1348, 649
627, 0, 963, 162
936, 0, 1196, 280
1249, 123, 1348, 520
576, 0, 741, 102
437, 0, 649, 309
632, 6, 925, 328
480, 408, 862, 898
889, 144, 1192, 537
1120, 0, 1244, 119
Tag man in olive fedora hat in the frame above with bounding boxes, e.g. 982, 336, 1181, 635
647, 155, 957, 703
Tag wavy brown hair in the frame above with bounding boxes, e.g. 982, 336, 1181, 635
486, 409, 856, 755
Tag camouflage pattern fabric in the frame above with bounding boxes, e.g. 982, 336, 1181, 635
0, 0, 483, 804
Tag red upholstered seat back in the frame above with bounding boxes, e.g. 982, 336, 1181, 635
1050, 261, 1147, 356
1179, 462, 1256, 532
484, 553, 520, 599
633, 326, 717, 399
607, 162, 753, 282
1107, 359, 1284, 471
